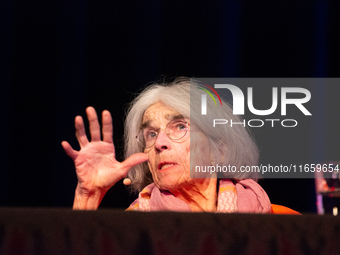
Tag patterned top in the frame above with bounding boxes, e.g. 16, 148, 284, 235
126, 178, 272, 213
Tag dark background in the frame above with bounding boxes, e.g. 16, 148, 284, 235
0, 0, 339, 213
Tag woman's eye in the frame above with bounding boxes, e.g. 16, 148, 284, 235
145, 131, 157, 139
174, 123, 187, 131
177, 124, 185, 130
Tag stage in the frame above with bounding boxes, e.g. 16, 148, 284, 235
0, 208, 339, 254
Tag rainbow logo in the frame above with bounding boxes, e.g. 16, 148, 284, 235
198, 83, 222, 115
197, 83, 222, 105
197, 83, 222, 106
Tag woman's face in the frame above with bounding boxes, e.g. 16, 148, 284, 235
142, 102, 212, 191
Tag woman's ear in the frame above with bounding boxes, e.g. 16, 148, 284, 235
210, 156, 215, 166
217, 140, 227, 164
210, 141, 227, 165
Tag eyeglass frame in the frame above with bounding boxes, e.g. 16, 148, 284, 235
136, 118, 190, 149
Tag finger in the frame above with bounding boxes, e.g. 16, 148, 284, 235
102, 110, 113, 143
61, 141, 78, 160
75, 116, 89, 147
120, 153, 149, 172
123, 178, 131, 185
86, 106, 101, 141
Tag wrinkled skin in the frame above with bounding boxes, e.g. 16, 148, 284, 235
143, 102, 217, 211
63, 104, 217, 211
62, 107, 148, 209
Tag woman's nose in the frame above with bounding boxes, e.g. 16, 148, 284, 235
154, 130, 171, 151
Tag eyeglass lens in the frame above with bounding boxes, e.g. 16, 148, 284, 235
137, 119, 188, 148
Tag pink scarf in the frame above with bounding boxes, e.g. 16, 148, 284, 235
127, 179, 272, 213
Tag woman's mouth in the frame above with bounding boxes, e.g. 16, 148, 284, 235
158, 162, 177, 171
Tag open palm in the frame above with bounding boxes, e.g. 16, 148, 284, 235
62, 107, 148, 205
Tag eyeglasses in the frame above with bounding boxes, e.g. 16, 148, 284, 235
136, 119, 190, 149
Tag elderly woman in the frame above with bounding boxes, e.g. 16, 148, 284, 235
62, 77, 274, 213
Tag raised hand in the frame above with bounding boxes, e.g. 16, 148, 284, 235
62, 107, 148, 209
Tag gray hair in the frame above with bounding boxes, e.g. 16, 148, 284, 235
124, 77, 259, 193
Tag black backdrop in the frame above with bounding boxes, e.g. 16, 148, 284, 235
0, 0, 339, 213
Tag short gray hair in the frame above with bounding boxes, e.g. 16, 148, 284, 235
124, 77, 259, 193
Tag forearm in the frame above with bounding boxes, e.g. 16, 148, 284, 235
73, 185, 107, 210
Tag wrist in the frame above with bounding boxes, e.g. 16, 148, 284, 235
73, 184, 107, 210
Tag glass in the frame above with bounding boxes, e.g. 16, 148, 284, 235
136, 119, 189, 148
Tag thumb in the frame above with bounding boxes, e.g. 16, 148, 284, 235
61, 141, 78, 160
121, 153, 149, 171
